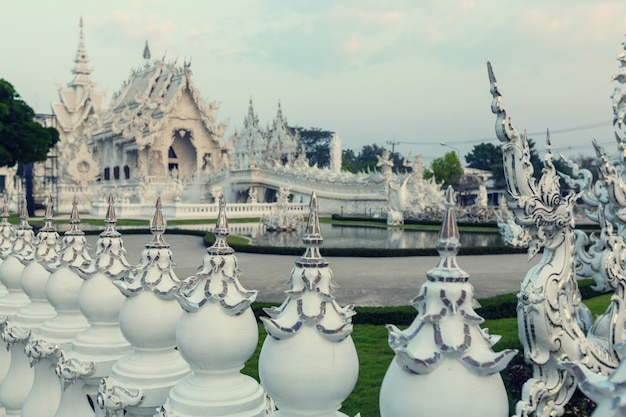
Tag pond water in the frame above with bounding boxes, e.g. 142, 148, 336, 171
249, 223, 504, 249
56, 222, 503, 250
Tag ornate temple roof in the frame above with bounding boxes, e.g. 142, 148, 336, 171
51, 17, 106, 133
92, 42, 228, 151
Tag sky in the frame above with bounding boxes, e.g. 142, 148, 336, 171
2, 0, 626, 165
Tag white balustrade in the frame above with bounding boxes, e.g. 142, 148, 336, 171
0, 197, 40, 416
19, 197, 63, 417
258, 192, 359, 417
97, 197, 189, 417
0, 196, 14, 408
56, 194, 132, 415
379, 187, 516, 417
160, 196, 265, 417
30, 197, 92, 417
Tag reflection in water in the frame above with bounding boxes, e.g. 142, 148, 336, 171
251, 223, 503, 249
54, 222, 503, 249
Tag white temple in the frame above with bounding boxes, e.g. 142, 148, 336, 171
27, 19, 445, 219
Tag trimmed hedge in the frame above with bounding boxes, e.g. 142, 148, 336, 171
250, 279, 606, 325
330, 213, 501, 229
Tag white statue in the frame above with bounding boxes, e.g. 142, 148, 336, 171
478, 181, 488, 207
403, 154, 424, 181
330, 133, 342, 173
376, 151, 394, 183
488, 62, 626, 417
247, 188, 257, 204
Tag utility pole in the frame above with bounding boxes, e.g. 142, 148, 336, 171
386, 140, 400, 153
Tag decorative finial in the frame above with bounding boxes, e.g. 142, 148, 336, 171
147, 196, 168, 248
428, 186, 468, 282
296, 192, 327, 268
100, 194, 120, 237
41, 195, 55, 232
19, 195, 31, 230
143, 40, 151, 61
67, 195, 83, 235
1, 194, 9, 225
208, 195, 233, 255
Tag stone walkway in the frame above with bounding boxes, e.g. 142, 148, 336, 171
87, 233, 538, 307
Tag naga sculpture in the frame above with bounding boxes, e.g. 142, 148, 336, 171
488, 61, 626, 417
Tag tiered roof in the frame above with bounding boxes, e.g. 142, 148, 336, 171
93, 44, 228, 151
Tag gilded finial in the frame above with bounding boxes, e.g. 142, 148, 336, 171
67, 195, 83, 235
147, 196, 168, 248
1, 194, 9, 225
19, 195, 31, 230
41, 195, 55, 232
208, 195, 233, 255
437, 186, 460, 245
100, 193, 120, 237
427, 186, 468, 282
296, 192, 327, 267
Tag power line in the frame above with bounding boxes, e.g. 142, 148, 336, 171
390, 120, 612, 147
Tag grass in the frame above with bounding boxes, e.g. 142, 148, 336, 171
242, 292, 612, 417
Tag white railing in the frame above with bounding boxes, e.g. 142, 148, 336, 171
90, 200, 309, 220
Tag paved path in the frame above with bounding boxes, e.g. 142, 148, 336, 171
87, 233, 538, 307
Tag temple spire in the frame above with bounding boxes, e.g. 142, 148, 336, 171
143, 40, 151, 63
274, 100, 286, 128
70, 16, 93, 87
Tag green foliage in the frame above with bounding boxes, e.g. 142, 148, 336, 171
341, 148, 358, 172
358, 144, 387, 172
465, 142, 505, 186
292, 126, 334, 168
0, 79, 59, 167
464, 139, 543, 186
341, 144, 406, 173
424, 151, 463, 188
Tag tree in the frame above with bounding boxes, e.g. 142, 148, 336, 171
0, 79, 59, 167
465, 139, 543, 187
292, 126, 334, 168
465, 142, 505, 187
358, 144, 387, 172
341, 148, 358, 172
339, 144, 407, 174
424, 151, 463, 188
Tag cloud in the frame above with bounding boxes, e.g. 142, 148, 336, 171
516, 2, 626, 48
96, 11, 177, 53
240, 3, 417, 75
